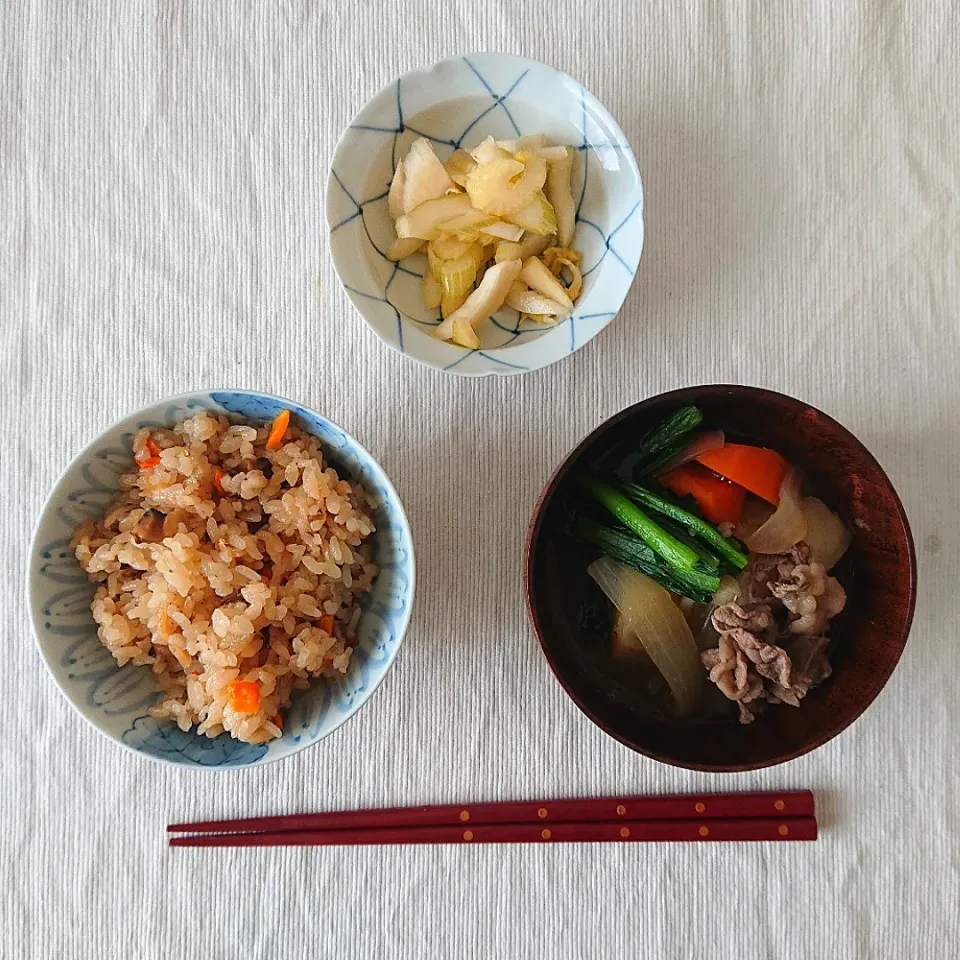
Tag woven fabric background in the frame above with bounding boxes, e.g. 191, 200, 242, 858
2, 2, 957, 957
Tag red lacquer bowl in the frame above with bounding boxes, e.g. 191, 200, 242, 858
524, 385, 916, 771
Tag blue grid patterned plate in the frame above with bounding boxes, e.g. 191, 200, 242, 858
326, 53, 644, 376
27, 391, 415, 768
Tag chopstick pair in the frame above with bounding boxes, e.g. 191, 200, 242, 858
168, 790, 817, 847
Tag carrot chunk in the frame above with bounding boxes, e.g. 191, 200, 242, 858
695, 444, 789, 505
659, 464, 746, 526
265, 410, 291, 450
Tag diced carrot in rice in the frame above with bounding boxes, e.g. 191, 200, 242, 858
227, 680, 260, 713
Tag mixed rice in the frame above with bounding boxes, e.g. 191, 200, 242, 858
71, 410, 378, 744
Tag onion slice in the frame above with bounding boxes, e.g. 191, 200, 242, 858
536, 145, 569, 161
421, 269, 441, 309
494, 241, 523, 262
588, 557, 702, 715
735, 494, 774, 542
610, 608, 650, 663
654, 430, 726, 476
801, 497, 852, 570
744, 469, 808, 554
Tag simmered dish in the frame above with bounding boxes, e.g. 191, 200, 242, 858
386, 134, 584, 348
71, 410, 378, 744
572, 405, 850, 724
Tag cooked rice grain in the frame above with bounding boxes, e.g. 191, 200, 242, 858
71, 411, 378, 744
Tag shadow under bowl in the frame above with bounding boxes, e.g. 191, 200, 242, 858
525, 385, 916, 771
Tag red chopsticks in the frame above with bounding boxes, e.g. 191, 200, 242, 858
169, 790, 816, 847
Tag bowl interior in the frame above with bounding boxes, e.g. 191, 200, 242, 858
30, 391, 414, 768
327, 53, 644, 375
526, 386, 916, 771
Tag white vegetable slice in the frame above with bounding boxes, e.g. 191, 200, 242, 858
519, 256, 574, 310
441, 290, 470, 319
431, 242, 483, 300
469, 136, 512, 164
435, 258, 522, 345
450, 317, 480, 349
503, 191, 558, 235
444, 149, 477, 187
430, 235, 475, 261
536, 145, 569, 161
395, 194, 475, 239
387, 237, 424, 261
401, 138, 455, 213
494, 241, 523, 262
479, 221, 524, 241
387, 160, 406, 220
496, 134, 547, 154
513, 232, 554, 259
421, 269, 442, 309
436, 209, 496, 234
466, 156, 547, 216
542, 245, 582, 268
505, 280, 570, 317
519, 312, 559, 325
504, 280, 528, 309
545, 148, 575, 246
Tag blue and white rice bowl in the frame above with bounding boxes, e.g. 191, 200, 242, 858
28, 391, 415, 769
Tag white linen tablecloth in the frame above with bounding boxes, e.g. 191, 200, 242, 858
2, 2, 958, 957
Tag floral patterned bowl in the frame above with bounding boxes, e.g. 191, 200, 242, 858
28, 391, 415, 768
326, 52, 644, 376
